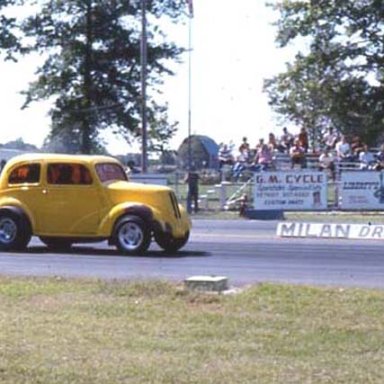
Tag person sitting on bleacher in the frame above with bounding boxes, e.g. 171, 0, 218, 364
359, 144, 377, 170
375, 144, 384, 171
278, 127, 294, 153
218, 143, 234, 169
323, 127, 338, 150
268, 132, 278, 152
335, 135, 354, 162
238, 136, 250, 154
351, 135, 364, 160
232, 148, 250, 181
318, 148, 335, 180
289, 139, 307, 168
298, 127, 309, 153
251, 144, 274, 171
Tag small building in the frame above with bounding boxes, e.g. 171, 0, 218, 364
177, 135, 219, 169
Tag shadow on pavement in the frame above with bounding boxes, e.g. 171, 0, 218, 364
21, 245, 210, 259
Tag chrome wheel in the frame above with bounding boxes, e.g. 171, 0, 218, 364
114, 215, 151, 255
118, 221, 144, 250
0, 216, 18, 245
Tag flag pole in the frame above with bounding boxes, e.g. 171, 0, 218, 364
141, 0, 148, 173
187, 0, 193, 170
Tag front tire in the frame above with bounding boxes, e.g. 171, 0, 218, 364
113, 215, 151, 255
155, 231, 190, 253
0, 212, 31, 251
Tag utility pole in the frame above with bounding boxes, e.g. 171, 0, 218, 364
140, 0, 148, 173
187, 1, 193, 170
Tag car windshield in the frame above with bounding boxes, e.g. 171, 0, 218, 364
95, 162, 128, 183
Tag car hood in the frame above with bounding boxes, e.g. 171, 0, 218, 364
105, 180, 171, 206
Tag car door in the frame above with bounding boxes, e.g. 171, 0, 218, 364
6, 162, 46, 231
39, 162, 102, 235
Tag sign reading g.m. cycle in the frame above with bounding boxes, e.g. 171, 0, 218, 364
254, 171, 327, 210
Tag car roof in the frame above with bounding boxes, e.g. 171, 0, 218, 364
5, 153, 121, 167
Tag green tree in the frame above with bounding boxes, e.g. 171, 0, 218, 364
0, 0, 185, 153
264, 0, 384, 145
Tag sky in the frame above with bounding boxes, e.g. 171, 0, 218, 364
0, 0, 297, 155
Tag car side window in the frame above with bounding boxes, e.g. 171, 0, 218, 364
47, 163, 93, 185
8, 163, 41, 184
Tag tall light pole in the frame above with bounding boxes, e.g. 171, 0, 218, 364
187, 0, 193, 170
140, 0, 148, 173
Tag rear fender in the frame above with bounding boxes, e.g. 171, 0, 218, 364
0, 206, 33, 235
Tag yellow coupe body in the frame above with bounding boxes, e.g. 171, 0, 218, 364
0, 153, 191, 254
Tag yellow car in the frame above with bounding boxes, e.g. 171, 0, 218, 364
0, 154, 191, 255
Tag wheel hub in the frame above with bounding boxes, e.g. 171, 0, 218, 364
118, 222, 144, 250
0, 217, 17, 244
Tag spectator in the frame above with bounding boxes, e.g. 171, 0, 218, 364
298, 127, 309, 152
232, 149, 250, 181
278, 127, 294, 152
351, 135, 364, 159
126, 160, 140, 175
335, 135, 354, 162
289, 139, 307, 168
238, 136, 250, 154
252, 144, 274, 171
318, 148, 335, 180
218, 143, 234, 169
268, 132, 278, 151
375, 144, 384, 171
323, 127, 338, 150
184, 170, 199, 214
359, 144, 376, 170
255, 138, 265, 151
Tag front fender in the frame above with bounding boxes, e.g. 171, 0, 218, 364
98, 202, 165, 236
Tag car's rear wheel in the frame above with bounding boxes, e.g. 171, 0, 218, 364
39, 237, 72, 251
113, 215, 151, 255
155, 231, 190, 253
0, 212, 31, 251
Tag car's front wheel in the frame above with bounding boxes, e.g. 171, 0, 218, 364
113, 215, 151, 255
155, 231, 190, 253
0, 211, 31, 251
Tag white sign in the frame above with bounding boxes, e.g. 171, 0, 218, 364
340, 172, 384, 210
130, 174, 168, 185
277, 222, 384, 240
253, 171, 328, 210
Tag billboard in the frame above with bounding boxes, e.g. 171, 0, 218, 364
340, 171, 384, 210
253, 171, 328, 210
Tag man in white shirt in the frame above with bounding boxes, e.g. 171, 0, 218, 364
323, 127, 338, 149
335, 135, 352, 161
359, 144, 376, 170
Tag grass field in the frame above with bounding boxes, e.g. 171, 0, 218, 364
1, 277, 384, 383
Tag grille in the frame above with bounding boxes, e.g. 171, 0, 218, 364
169, 192, 181, 219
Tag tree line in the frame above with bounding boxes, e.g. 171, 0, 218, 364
264, 0, 384, 147
2, 1, 381, 156
0, 0, 186, 154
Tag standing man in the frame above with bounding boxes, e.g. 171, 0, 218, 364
185, 169, 199, 214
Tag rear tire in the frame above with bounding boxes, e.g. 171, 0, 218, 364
113, 215, 151, 255
0, 211, 31, 251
